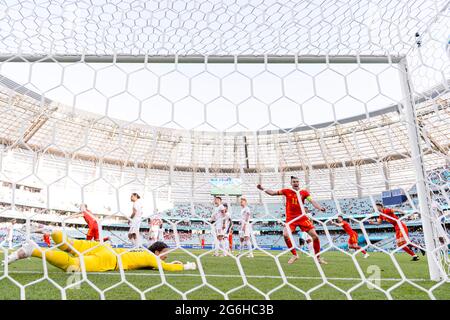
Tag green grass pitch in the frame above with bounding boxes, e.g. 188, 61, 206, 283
0, 249, 449, 300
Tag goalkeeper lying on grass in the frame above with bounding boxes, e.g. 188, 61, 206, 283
4, 230, 196, 272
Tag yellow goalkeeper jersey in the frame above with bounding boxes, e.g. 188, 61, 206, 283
69, 239, 183, 272
40, 231, 185, 273
113, 248, 184, 272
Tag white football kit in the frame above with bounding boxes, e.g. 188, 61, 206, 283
149, 215, 163, 241
129, 199, 143, 236
432, 202, 449, 244
212, 204, 225, 220
215, 211, 231, 236
239, 206, 252, 238
211, 204, 224, 232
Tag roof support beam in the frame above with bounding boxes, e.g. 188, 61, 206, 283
18, 106, 58, 144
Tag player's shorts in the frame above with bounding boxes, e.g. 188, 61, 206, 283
86, 226, 99, 241
239, 224, 252, 238
128, 218, 141, 235
285, 216, 314, 233
215, 229, 226, 237
348, 232, 358, 245
149, 227, 159, 239
395, 223, 409, 246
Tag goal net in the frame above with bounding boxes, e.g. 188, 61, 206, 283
0, 0, 449, 300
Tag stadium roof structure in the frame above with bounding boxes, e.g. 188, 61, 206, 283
0, 0, 448, 202
0, 73, 448, 175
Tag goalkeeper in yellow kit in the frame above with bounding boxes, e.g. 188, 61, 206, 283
5, 230, 196, 272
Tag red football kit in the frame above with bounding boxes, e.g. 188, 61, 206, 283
278, 188, 321, 257
379, 208, 409, 246
341, 221, 358, 245
279, 189, 314, 233
82, 209, 99, 241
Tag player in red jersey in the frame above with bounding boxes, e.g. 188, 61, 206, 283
43, 233, 51, 247
257, 176, 328, 264
368, 202, 421, 261
72, 204, 109, 242
80, 204, 100, 241
331, 216, 369, 257
200, 233, 205, 249
228, 225, 233, 252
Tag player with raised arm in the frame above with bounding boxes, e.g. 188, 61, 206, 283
331, 215, 369, 258
129, 193, 144, 247
238, 196, 253, 258
210, 196, 226, 256
257, 176, 327, 264
5, 230, 196, 272
70, 204, 109, 242
368, 202, 421, 261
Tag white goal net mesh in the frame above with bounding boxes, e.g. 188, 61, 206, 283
0, 0, 449, 300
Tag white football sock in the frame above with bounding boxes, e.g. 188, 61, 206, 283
246, 239, 253, 255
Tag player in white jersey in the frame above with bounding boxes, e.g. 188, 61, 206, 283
210, 196, 226, 256
214, 204, 231, 256
431, 199, 449, 265
2, 219, 17, 249
215, 203, 231, 256
129, 193, 144, 247
298, 231, 314, 257
238, 197, 253, 257
149, 213, 164, 244
224, 204, 234, 254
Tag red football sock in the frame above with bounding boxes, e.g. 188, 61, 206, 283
313, 238, 321, 256
356, 246, 367, 255
284, 236, 297, 256
403, 246, 416, 256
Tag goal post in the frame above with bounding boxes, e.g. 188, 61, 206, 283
398, 58, 447, 281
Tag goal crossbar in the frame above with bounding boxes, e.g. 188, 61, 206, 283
0, 55, 405, 64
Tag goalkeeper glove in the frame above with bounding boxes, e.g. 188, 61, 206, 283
184, 262, 197, 270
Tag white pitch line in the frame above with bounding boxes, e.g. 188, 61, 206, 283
2, 270, 431, 282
